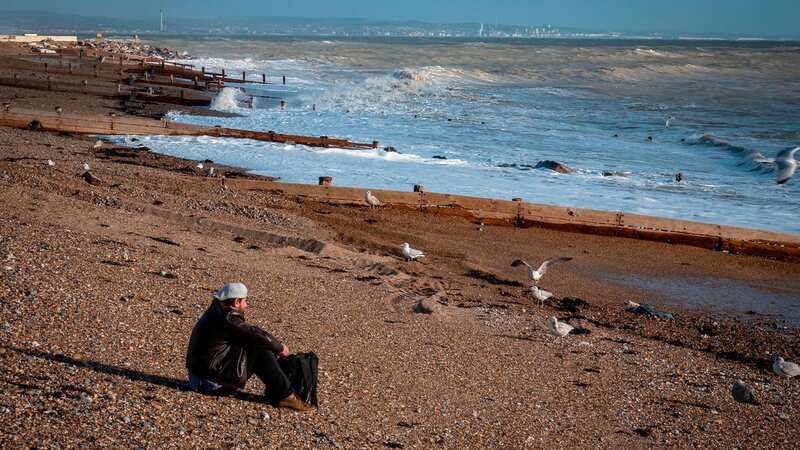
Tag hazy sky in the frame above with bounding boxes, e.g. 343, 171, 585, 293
4, 0, 799, 35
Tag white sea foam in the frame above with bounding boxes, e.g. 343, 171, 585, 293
211, 87, 246, 112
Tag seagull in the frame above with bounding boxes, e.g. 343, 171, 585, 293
93, 140, 103, 148
196, 163, 204, 170
208, 166, 215, 176
547, 316, 573, 337
531, 285, 553, 307
46, 159, 55, 167
665, 115, 675, 128
400, 242, 425, 261
55, 106, 63, 115
83, 163, 90, 171
774, 147, 798, 184
773, 357, 800, 378
511, 257, 573, 286
731, 379, 759, 405
365, 190, 381, 208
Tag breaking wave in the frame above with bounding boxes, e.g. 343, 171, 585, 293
690, 134, 775, 172
211, 87, 247, 112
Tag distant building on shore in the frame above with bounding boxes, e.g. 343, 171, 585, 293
0, 34, 77, 43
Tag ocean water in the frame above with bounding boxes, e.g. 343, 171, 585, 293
126, 37, 800, 233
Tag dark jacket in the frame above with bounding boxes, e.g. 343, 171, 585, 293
186, 300, 283, 388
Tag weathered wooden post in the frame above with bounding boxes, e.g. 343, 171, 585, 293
68, 63, 73, 74
180, 89, 185, 100
280, 100, 285, 109
82, 79, 88, 94
262, 73, 266, 83
282, 75, 286, 85
44, 62, 48, 72
13, 73, 18, 85
414, 184, 426, 192
222, 68, 226, 77
319, 176, 332, 187
170, 74, 174, 85
202, 66, 205, 74
47, 76, 52, 91
372, 140, 379, 149
242, 71, 246, 81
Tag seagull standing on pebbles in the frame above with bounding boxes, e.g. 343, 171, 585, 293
93, 140, 103, 149
547, 316, 573, 337
773, 357, 800, 378
511, 257, 573, 286
83, 163, 90, 171
55, 106, 63, 115
531, 285, 553, 307
47, 159, 55, 167
774, 147, 798, 185
731, 379, 759, 405
400, 242, 425, 261
365, 190, 381, 208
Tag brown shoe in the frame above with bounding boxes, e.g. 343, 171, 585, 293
276, 393, 315, 412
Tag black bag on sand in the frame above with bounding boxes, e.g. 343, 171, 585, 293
278, 352, 319, 406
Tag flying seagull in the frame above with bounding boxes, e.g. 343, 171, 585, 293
774, 147, 798, 184
365, 190, 381, 208
731, 379, 758, 405
511, 257, 573, 285
773, 357, 800, 378
547, 316, 573, 337
531, 285, 553, 307
400, 242, 425, 261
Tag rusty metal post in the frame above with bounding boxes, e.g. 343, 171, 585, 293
319, 176, 332, 186
512, 198, 524, 226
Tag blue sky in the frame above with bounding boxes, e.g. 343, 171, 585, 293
4, 0, 799, 35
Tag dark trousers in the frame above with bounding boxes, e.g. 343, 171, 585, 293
246, 345, 293, 403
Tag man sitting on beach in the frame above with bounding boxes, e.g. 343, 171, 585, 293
185, 282, 314, 412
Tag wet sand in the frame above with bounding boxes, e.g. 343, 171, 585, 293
1, 42, 800, 448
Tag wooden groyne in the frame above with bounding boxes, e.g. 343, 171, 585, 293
0, 107, 379, 150
229, 179, 800, 261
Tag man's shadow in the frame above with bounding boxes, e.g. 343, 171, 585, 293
4, 346, 265, 404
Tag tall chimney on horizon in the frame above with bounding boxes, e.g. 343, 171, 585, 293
160, 9, 165, 33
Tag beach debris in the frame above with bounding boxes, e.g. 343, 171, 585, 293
665, 115, 675, 128
625, 300, 640, 310
602, 171, 628, 177
547, 316, 574, 337
432, 155, 447, 160
731, 379, 759, 405
774, 147, 798, 184
647, 136, 654, 142
533, 160, 574, 174
365, 190, 381, 208
477, 222, 485, 232
511, 257, 572, 286
46, 159, 55, 167
627, 303, 674, 320
530, 285, 553, 307
27, 120, 42, 131
383, 146, 399, 153
773, 357, 800, 378
401, 242, 425, 261
81, 171, 101, 185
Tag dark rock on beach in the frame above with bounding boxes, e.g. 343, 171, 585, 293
534, 160, 574, 174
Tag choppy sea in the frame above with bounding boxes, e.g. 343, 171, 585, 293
121, 37, 800, 233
